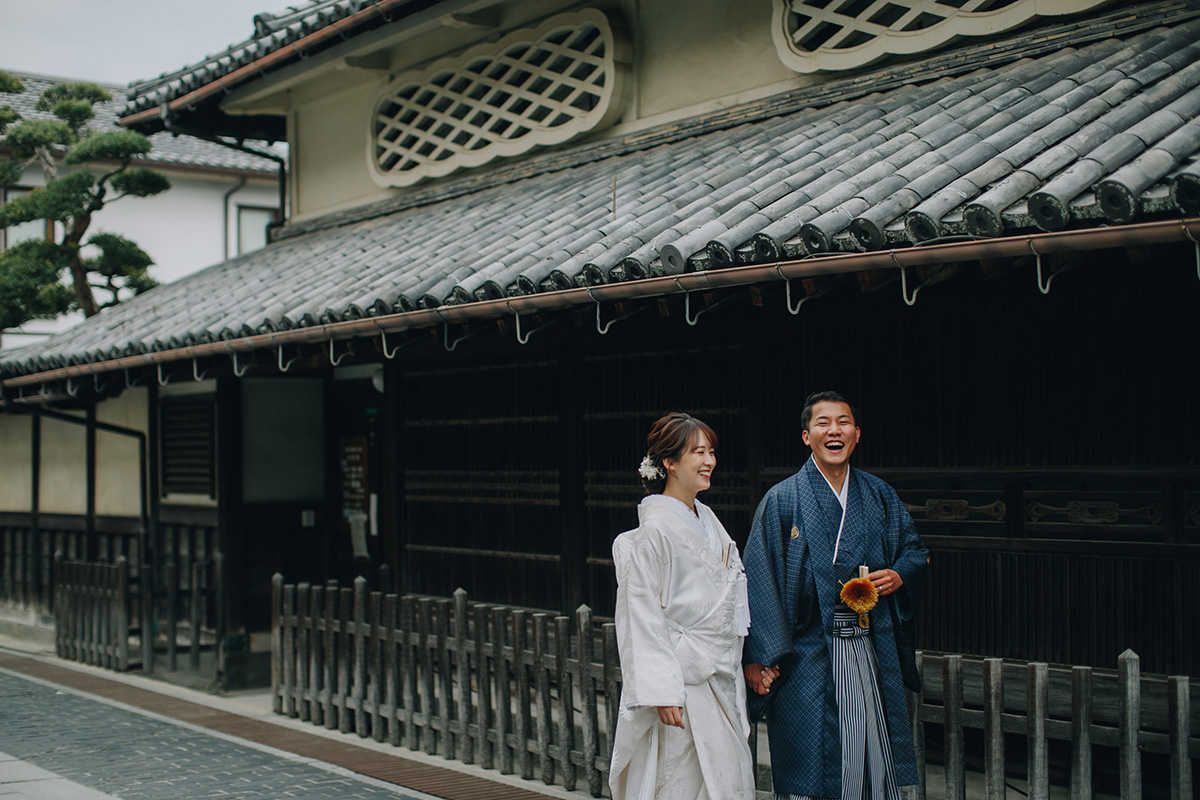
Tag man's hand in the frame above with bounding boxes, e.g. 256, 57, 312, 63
743, 662, 780, 696
656, 706, 684, 728
867, 568, 903, 596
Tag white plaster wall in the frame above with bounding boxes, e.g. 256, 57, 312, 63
292, 82, 387, 217
95, 387, 148, 518
0, 413, 33, 512
37, 411, 87, 515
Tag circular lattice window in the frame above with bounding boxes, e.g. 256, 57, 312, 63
370, 10, 627, 186
772, 0, 1114, 73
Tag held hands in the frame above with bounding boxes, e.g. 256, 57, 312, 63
867, 568, 903, 596
656, 706, 685, 728
743, 662, 780, 696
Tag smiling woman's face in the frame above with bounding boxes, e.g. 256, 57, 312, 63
664, 431, 716, 496
801, 401, 860, 474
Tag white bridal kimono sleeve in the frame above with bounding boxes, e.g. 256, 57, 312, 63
608, 496, 756, 800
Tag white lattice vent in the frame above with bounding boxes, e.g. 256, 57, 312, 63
370, 10, 626, 187
773, 0, 1114, 73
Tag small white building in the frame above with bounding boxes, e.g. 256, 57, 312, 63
0, 70, 284, 349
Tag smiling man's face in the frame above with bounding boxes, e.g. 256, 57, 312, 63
801, 400, 861, 476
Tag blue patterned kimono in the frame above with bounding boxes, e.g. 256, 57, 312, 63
743, 458, 927, 798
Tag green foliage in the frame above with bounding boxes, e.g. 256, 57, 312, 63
34, 82, 111, 110
0, 161, 22, 189
64, 129, 152, 165
88, 233, 153, 276
0, 239, 73, 330
0, 71, 22, 94
0, 172, 97, 226
110, 167, 170, 197
2, 118, 74, 158
49, 99, 95, 131
0, 106, 19, 136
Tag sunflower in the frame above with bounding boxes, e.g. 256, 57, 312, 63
840, 577, 878, 629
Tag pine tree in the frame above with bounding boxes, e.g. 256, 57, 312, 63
0, 71, 168, 332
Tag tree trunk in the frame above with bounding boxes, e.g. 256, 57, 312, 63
66, 213, 99, 317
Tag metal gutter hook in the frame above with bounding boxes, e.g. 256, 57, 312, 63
277, 346, 299, 373
225, 345, 249, 377
586, 288, 631, 335
193, 359, 213, 382
328, 338, 351, 366
673, 278, 709, 326
1029, 237, 1058, 295
508, 302, 552, 345
374, 323, 414, 359
1182, 222, 1200, 283
157, 364, 170, 387
776, 265, 834, 315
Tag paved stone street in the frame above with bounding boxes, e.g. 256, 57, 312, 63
0, 668, 445, 800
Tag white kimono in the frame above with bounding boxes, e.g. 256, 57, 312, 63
609, 495, 756, 800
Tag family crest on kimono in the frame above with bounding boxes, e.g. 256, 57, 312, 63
609, 412, 757, 800
743, 392, 928, 800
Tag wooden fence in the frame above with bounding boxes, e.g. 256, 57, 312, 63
272, 576, 1196, 799
53, 556, 130, 671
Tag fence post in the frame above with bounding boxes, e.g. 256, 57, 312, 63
296, 582, 311, 721
353, 580, 369, 736
533, 612, 554, 784
338, 587, 353, 734
474, 602, 493, 769
283, 582, 297, 717
165, 560, 178, 671
1070, 666, 1093, 800
308, 584, 324, 727
1027, 662, 1049, 800
1118, 649, 1142, 800
494, 605, 513, 775
983, 657, 1004, 800
270, 573, 283, 713
555, 615, 577, 791
370, 589, 384, 742
943, 654, 964, 800
418, 597, 436, 753
454, 588, 472, 763
513, 608, 533, 780
402, 595, 418, 750
1167, 675, 1191, 800
323, 579, 338, 729
436, 597, 454, 758
384, 593, 400, 747
577, 605, 601, 797
115, 556, 129, 672
189, 560, 202, 670
141, 563, 153, 674
53, 552, 64, 657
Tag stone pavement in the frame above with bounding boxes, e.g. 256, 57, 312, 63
0, 640, 574, 800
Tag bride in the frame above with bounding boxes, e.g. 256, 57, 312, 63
609, 412, 756, 800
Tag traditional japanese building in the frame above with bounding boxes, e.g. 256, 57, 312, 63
2, 0, 1197, 688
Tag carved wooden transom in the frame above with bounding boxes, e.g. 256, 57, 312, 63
772, 0, 1114, 73
370, 10, 625, 187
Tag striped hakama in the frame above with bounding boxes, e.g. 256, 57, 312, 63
776, 604, 900, 800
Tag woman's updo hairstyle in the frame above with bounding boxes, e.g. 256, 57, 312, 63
640, 412, 718, 494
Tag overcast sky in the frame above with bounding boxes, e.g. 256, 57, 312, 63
0, 0, 297, 87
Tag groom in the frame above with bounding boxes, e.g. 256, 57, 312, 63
742, 391, 927, 799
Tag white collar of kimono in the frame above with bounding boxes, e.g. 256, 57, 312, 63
816, 465, 850, 564
640, 493, 721, 554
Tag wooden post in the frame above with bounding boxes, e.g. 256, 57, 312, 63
1070, 666, 1093, 800
141, 563, 153, 674
323, 580, 338, 729
189, 560, 202, 670
338, 587, 353, 734
494, 606, 513, 775
270, 573, 283, 713
296, 582, 310, 721
943, 654, 964, 800
283, 583, 296, 716
577, 606, 601, 797
384, 593, 400, 746
1167, 675, 1191, 800
602, 623, 620, 783
454, 589, 472, 763
1027, 662, 1049, 800
513, 609, 533, 780
369, 589, 384, 742
402, 595, 419, 750
555, 615, 577, 791
418, 597, 436, 754
115, 556, 129, 672
353, 576, 369, 738
474, 603, 494, 770
982, 658, 1004, 800
436, 597, 454, 759
308, 585, 324, 727
1118, 649, 1142, 800
533, 612, 554, 784
166, 561, 178, 671
910, 651, 926, 800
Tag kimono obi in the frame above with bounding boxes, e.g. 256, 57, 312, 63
833, 603, 871, 639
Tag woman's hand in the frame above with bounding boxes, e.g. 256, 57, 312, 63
743, 662, 780, 695
867, 568, 903, 596
656, 706, 684, 728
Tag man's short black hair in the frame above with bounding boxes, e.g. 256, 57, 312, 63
800, 391, 859, 431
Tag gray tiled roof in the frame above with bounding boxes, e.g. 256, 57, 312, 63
5, 19, 1200, 376
1, 71, 282, 173
123, 0, 392, 118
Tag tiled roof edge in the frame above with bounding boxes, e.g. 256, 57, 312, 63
274, 0, 1200, 242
